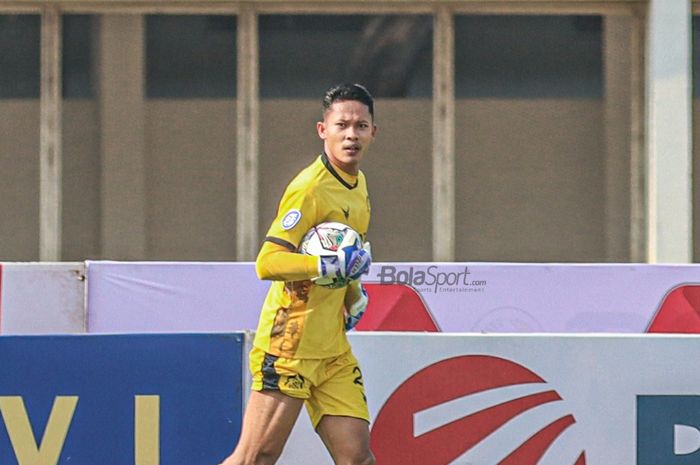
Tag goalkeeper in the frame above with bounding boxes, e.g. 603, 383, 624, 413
219, 83, 377, 465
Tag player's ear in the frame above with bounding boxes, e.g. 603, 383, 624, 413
371, 124, 377, 138
317, 121, 327, 140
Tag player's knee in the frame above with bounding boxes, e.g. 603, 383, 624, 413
248, 445, 283, 465
226, 444, 283, 465
343, 449, 375, 465
257, 440, 290, 465
361, 451, 376, 465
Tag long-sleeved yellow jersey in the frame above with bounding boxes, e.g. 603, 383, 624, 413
253, 154, 371, 359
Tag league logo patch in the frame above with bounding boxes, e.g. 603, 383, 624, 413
281, 209, 302, 230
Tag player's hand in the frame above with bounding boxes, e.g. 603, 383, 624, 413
317, 239, 372, 284
361, 241, 372, 269
342, 241, 372, 281
344, 280, 368, 331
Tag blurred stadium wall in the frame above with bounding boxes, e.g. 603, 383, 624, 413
0, 1, 694, 264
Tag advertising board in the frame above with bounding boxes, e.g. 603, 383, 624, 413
278, 333, 700, 465
86, 261, 700, 333
0, 333, 244, 465
0, 263, 85, 334
86, 261, 268, 332
361, 263, 700, 333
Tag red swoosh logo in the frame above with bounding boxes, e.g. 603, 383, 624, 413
371, 355, 585, 465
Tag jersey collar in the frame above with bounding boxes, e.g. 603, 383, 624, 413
321, 152, 359, 190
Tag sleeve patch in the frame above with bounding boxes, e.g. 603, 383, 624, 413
280, 209, 302, 230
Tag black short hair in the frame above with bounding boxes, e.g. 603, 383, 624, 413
322, 83, 374, 119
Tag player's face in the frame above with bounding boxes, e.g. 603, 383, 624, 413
317, 100, 376, 175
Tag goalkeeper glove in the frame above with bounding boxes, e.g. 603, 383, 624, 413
316, 240, 372, 285
344, 280, 368, 331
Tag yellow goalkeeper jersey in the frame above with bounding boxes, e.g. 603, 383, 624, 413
253, 154, 371, 359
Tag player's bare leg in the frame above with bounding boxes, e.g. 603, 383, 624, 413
316, 415, 375, 465
219, 390, 304, 465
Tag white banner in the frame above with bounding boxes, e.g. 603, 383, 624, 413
0, 262, 86, 334
85, 261, 700, 333
278, 333, 700, 465
361, 263, 700, 333
86, 261, 269, 332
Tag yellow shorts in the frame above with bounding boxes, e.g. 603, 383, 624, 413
249, 346, 369, 428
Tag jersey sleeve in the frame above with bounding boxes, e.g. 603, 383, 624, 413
264, 182, 319, 250
255, 241, 319, 281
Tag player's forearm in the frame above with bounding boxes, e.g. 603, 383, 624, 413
255, 240, 319, 281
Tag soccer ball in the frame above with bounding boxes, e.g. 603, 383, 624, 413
298, 222, 362, 288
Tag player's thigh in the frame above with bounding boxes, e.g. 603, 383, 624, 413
305, 351, 369, 428
316, 415, 374, 465
236, 390, 304, 458
307, 352, 373, 464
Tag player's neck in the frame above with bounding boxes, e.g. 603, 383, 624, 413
324, 152, 359, 177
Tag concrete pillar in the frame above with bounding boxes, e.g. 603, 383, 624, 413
604, 13, 645, 263
98, 14, 147, 259
432, 6, 455, 261
40, 7, 62, 261
646, 0, 693, 262
236, 8, 259, 261
604, 15, 632, 262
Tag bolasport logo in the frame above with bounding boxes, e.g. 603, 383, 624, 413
370, 355, 586, 465
375, 265, 487, 294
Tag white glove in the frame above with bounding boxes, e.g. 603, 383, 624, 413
317, 240, 372, 286
344, 280, 368, 331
